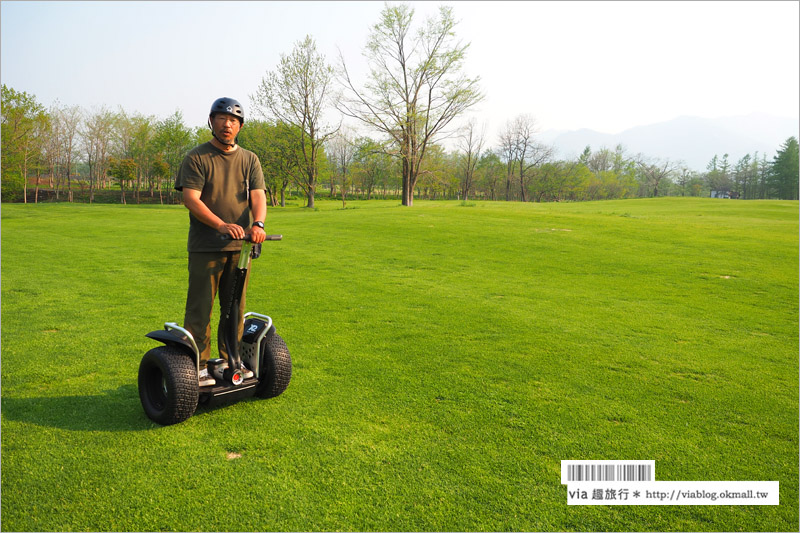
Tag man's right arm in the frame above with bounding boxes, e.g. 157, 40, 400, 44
182, 189, 245, 239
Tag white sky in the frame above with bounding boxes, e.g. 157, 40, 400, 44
2, 0, 798, 143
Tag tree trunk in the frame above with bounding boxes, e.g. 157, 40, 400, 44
22, 164, 27, 204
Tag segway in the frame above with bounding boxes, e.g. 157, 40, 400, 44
138, 234, 291, 425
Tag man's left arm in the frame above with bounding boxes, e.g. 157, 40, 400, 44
248, 188, 267, 244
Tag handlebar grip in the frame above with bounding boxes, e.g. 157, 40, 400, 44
221, 234, 283, 242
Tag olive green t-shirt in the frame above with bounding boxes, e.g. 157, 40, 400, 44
174, 142, 265, 252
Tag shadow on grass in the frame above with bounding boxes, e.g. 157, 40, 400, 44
1, 385, 260, 431
1, 384, 154, 432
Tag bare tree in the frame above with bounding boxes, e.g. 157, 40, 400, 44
510, 114, 552, 202
327, 126, 357, 208
80, 107, 116, 203
58, 104, 82, 202
337, 4, 483, 206
637, 156, 678, 197
251, 35, 339, 208
43, 102, 63, 197
497, 121, 517, 201
457, 118, 485, 201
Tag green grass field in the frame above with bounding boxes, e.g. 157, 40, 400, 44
1, 198, 798, 532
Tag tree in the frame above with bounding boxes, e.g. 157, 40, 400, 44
675, 166, 693, 197
636, 156, 678, 197
238, 119, 298, 207
475, 150, 503, 201
733, 153, 754, 199
351, 136, 394, 200
497, 121, 517, 201
126, 113, 157, 199
153, 110, 193, 203
80, 106, 117, 203
338, 3, 483, 206
457, 118, 485, 201
1, 85, 48, 202
417, 143, 456, 199
756, 153, 770, 199
769, 137, 799, 200
108, 157, 137, 204
705, 154, 733, 196
327, 127, 358, 208
42, 101, 64, 196
57, 104, 82, 202
151, 157, 170, 203
509, 114, 552, 202
251, 35, 338, 208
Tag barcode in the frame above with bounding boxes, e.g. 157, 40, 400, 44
561, 461, 655, 484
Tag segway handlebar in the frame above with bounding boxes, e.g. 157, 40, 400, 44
221, 234, 282, 241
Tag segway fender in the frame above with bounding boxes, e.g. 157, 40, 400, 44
145, 329, 198, 358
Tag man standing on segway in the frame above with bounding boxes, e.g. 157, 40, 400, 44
174, 97, 267, 386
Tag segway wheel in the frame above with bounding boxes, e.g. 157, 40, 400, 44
138, 345, 199, 425
256, 332, 292, 398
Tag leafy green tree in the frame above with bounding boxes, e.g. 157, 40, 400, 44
756, 153, 771, 199
1, 85, 48, 202
769, 137, 799, 200
351, 137, 395, 199
192, 125, 212, 147
108, 157, 137, 204
239, 119, 290, 207
475, 151, 504, 200
338, 3, 483, 206
151, 157, 171, 204
733, 153, 754, 199
705, 154, 733, 196
153, 110, 193, 203
126, 114, 157, 198
568, 163, 597, 201
417, 144, 457, 199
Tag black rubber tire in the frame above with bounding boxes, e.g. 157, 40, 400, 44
256, 332, 292, 398
138, 345, 199, 425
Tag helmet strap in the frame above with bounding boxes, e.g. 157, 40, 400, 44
208, 116, 237, 148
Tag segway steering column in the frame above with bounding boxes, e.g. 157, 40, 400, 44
220, 233, 282, 385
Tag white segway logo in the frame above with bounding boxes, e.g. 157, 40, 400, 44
246, 324, 259, 334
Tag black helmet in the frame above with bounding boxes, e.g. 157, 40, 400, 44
209, 97, 244, 124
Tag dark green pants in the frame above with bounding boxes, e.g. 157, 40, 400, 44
183, 251, 250, 367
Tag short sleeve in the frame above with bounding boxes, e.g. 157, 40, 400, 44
174, 151, 206, 192
249, 153, 266, 191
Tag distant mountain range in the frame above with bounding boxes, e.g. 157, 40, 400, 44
539, 113, 799, 171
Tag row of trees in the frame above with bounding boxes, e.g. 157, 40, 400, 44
320, 126, 799, 203
2, 4, 798, 205
1, 83, 212, 204
3, 79, 797, 205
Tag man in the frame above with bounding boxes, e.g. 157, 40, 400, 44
174, 97, 267, 385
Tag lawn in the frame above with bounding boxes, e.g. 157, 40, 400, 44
1, 197, 797, 531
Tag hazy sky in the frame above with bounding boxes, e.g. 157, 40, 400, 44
2, 0, 798, 141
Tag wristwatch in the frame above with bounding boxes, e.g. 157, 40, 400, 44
253, 221, 265, 229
